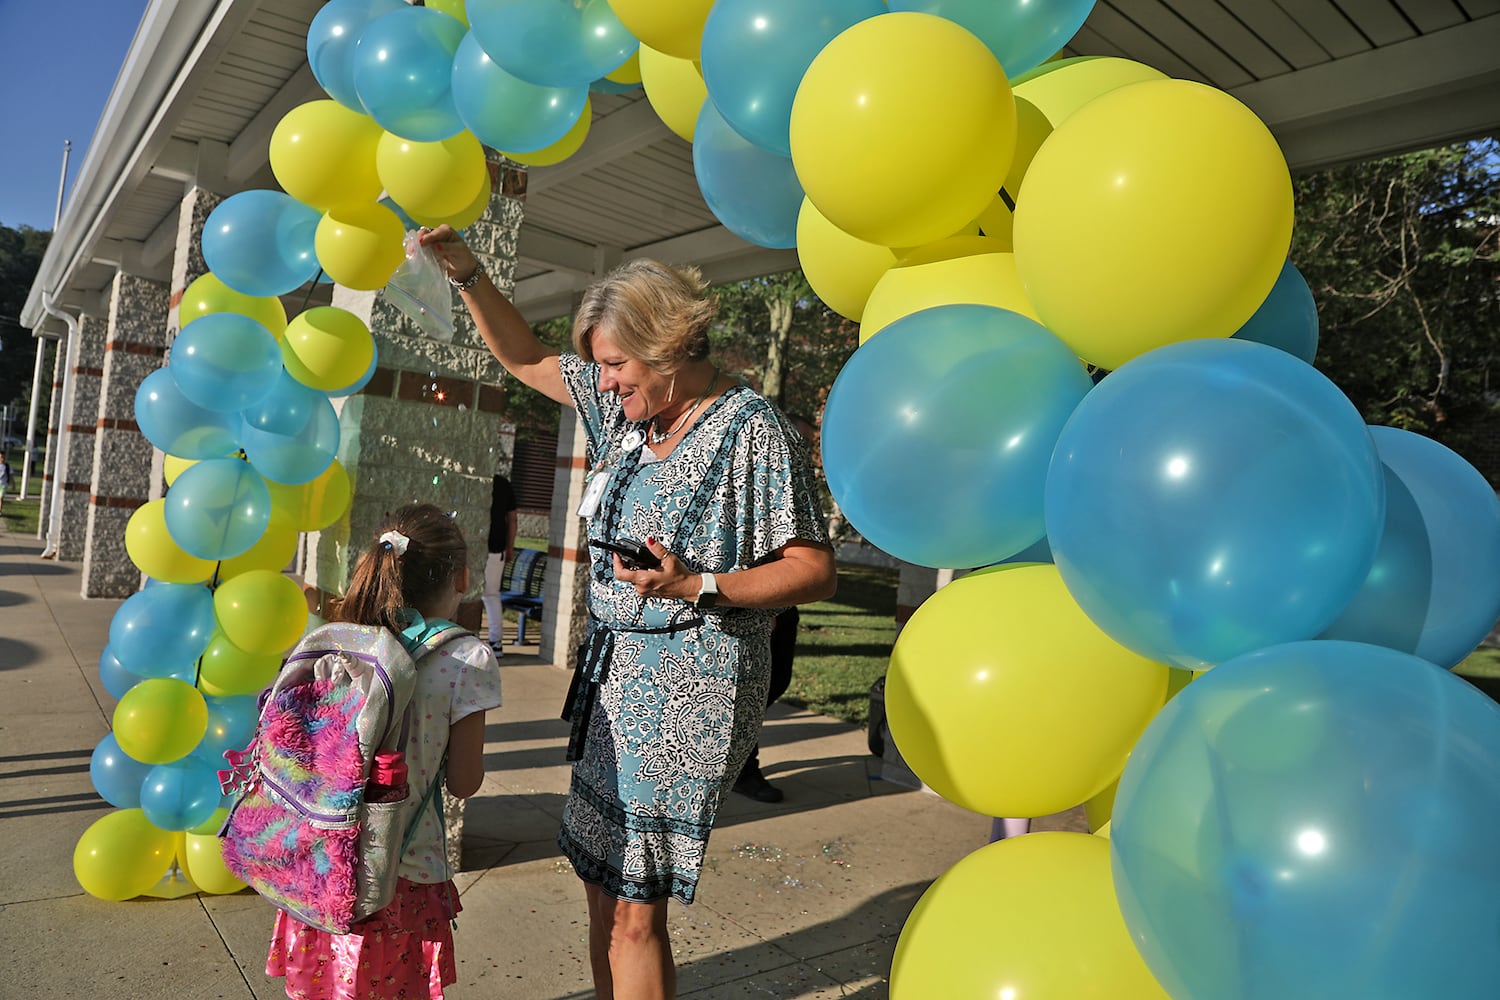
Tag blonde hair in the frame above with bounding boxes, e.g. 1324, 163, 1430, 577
338, 503, 468, 632
571, 258, 718, 373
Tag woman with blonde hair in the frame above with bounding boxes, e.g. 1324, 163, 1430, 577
421, 227, 836, 999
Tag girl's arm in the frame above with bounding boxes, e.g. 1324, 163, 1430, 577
445, 710, 488, 798
418, 225, 572, 408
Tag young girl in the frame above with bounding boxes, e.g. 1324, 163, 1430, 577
265, 503, 503, 1000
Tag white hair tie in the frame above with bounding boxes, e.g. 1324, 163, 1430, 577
379, 530, 410, 556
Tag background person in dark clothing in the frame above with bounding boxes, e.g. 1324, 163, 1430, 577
482, 472, 518, 654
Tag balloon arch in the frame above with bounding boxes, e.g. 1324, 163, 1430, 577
76, 2, 1500, 998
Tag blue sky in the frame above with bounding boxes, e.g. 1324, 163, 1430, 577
1, 1, 152, 231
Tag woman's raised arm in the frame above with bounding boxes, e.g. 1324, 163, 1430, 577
419, 225, 571, 407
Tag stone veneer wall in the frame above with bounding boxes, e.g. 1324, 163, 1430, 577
81, 272, 172, 596
56, 313, 108, 561
36, 330, 69, 539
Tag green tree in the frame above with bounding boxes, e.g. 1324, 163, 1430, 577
1296, 140, 1499, 479
0, 224, 52, 419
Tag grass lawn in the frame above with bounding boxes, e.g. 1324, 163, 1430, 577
784, 562, 898, 727
1, 496, 41, 536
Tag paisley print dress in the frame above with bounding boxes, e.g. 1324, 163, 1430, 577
556, 353, 827, 904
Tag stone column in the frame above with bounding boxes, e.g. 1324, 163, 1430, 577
543, 407, 591, 669
55, 313, 109, 561
81, 272, 171, 596
36, 333, 68, 538
304, 156, 526, 627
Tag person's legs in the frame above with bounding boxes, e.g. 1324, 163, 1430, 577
481, 552, 506, 649
585, 883, 675, 1000
736, 609, 798, 802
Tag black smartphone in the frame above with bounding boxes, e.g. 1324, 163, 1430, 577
589, 538, 661, 571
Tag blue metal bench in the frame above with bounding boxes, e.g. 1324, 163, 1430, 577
499, 548, 546, 645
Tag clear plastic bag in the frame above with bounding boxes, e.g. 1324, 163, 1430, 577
384, 231, 456, 342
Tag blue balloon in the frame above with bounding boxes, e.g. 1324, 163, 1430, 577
194, 695, 261, 764
1045, 338, 1384, 669
822, 304, 1095, 568
1230, 259, 1319, 364
134, 368, 243, 460
201, 190, 321, 297
242, 392, 341, 485
1320, 426, 1500, 667
323, 342, 379, 399
108, 582, 217, 677
140, 756, 226, 831
98, 645, 142, 700
891, 0, 1097, 78
164, 457, 273, 561
1112, 640, 1500, 1000
241, 369, 326, 437
306, 0, 409, 111
468, 0, 637, 88
168, 313, 282, 414
90, 733, 155, 809
351, 6, 468, 141
701, 0, 884, 155
692, 100, 804, 249
451, 32, 588, 153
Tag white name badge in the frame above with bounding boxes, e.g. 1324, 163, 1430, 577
577, 471, 609, 518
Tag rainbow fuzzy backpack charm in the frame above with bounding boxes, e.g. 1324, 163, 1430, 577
219, 613, 465, 933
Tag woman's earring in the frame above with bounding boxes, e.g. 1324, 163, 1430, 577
667, 374, 676, 404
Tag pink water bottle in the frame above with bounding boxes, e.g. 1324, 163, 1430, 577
366, 750, 409, 803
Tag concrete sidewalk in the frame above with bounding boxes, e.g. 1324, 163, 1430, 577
0, 518, 1081, 999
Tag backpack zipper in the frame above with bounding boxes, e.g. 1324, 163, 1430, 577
256, 768, 358, 827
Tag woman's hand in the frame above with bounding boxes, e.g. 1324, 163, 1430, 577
417, 225, 480, 287
611, 537, 699, 601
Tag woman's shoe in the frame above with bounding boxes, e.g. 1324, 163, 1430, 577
732, 763, 783, 803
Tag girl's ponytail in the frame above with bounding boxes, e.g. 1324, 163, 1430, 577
338, 503, 469, 632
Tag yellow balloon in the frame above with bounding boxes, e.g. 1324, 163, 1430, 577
216, 510, 300, 582
606, 0, 712, 59
124, 500, 215, 584
426, 0, 467, 28
638, 45, 705, 142
143, 833, 202, 898
113, 678, 209, 765
972, 95, 1054, 246
503, 101, 591, 166
162, 455, 199, 487
281, 306, 375, 392
183, 830, 248, 894
795, 197, 898, 322
1011, 55, 1168, 128
605, 51, 642, 85
197, 631, 284, 698
314, 202, 406, 291
375, 130, 488, 221
409, 170, 492, 231
269, 100, 384, 212
1013, 79, 1293, 370
180, 273, 287, 339
1085, 775, 1119, 832
73, 809, 177, 901
859, 236, 1040, 343
214, 569, 308, 656
892, 833, 1170, 1000
887, 564, 1169, 817
267, 459, 352, 532
789, 13, 1016, 249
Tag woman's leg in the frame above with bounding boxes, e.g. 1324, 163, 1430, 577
585, 883, 675, 1000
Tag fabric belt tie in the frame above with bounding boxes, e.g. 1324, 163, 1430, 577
561, 611, 705, 762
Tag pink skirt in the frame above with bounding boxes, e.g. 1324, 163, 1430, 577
266, 878, 461, 1000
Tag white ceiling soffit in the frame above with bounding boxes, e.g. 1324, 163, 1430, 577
23, 0, 1500, 333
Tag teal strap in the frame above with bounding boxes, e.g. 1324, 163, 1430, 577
395, 609, 462, 654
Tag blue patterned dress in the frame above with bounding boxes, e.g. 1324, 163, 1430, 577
556, 353, 828, 904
